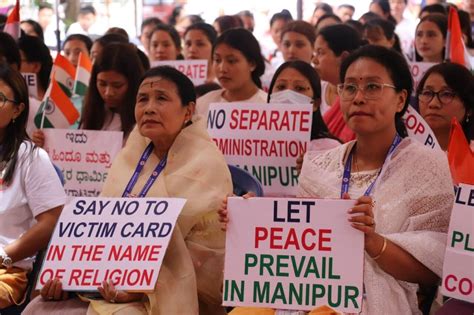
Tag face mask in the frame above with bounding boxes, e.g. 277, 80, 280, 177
269, 89, 313, 105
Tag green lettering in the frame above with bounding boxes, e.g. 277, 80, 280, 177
304, 256, 320, 278
253, 281, 270, 303
345, 286, 359, 308
276, 255, 289, 277
244, 253, 257, 275
271, 282, 287, 304
260, 254, 274, 276
328, 257, 341, 279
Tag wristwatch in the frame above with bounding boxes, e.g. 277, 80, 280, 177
0, 248, 13, 269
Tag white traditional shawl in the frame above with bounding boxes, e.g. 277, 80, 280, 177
298, 138, 454, 315
89, 117, 233, 315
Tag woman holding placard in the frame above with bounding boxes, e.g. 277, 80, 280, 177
414, 14, 447, 63
183, 23, 218, 83
220, 46, 454, 314
0, 63, 65, 309
196, 28, 267, 117
147, 24, 182, 63
417, 62, 474, 150
25, 66, 232, 315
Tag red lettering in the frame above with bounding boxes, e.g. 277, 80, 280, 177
284, 228, 300, 250
319, 229, 332, 251
229, 110, 238, 129
69, 269, 82, 286
255, 227, 268, 248
269, 227, 283, 249
415, 122, 425, 135
239, 110, 250, 129
302, 228, 316, 250
269, 111, 279, 130
249, 110, 259, 127
300, 111, 310, 132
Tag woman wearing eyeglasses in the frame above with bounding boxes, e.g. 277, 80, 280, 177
298, 45, 454, 313
417, 62, 474, 151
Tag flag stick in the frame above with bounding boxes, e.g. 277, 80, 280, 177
40, 97, 48, 130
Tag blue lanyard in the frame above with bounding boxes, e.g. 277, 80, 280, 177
122, 142, 167, 197
340, 134, 402, 198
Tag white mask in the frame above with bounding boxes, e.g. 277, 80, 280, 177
269, 89, 313, 105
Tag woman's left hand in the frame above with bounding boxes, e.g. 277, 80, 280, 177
348, 195, 376, 235
98, 280, 143, 304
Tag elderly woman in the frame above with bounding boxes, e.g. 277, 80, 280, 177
24, 66, 233, 315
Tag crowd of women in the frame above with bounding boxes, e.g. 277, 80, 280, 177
0, 0, 473, 314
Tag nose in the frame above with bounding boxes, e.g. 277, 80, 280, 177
428, 94, 442, 108
104, 86, 114, 97
352, 86, 365, 104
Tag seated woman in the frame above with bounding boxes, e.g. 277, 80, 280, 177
0, 63, 64, 309
416, 62, 474, 150
220, 46, 454, 314
24, 66, 233, 315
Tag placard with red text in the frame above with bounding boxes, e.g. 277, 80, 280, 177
36, 197, 186, 291
207, 103, 312, 196
408, 62, 436, 94
151, 59, 208, 85
43, 129, 123, 197
223, 197, 364, 312
403, 105, 441, 150
441, 183, 474, 302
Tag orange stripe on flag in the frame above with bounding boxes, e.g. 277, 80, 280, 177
447, 119, 474, 185
54, 54, 76, 79
447, 7, 466, 67
6, 0, 19, 23
78, 52, 92, 72
50, 77, 79, 124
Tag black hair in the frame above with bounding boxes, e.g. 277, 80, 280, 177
195, 82, 221, 98
169, 5, 183, 26
183, 22, 218, 46
136, 49, 150, 71
18, 35, 53, 95
214, 15, 244, 34
318, 24, 362, 56
419, 4, 447, 18
267, 60, 339, 141
185, 15, 205, 25
281, 20, 317, 45
140, 17, 162, 33
0, 32, 21, 69
79, 5, 96, 16
314, 3, 333, 15
270, 10, 293, 27
0, 63, 31, 186
81, 43, 144, 137
214, 28, 265, 88
315, 14, 342, 33
148, 24, 181, 51
363, 18, 402, 53
338, 4, 355, 11
458, 10, 474, 49
140, 66, 196, 105
95, 33, 128, 47
345, 19, 364, 36
359, 11, 380, 24
416, 62, 474, 140
63, 34, 93, 52
340, 45, 413, 137
20, 19, 44, 40
105, 27, 129, 41
415, 14, 447, 61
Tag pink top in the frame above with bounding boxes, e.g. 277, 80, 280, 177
322, 97, 355, 143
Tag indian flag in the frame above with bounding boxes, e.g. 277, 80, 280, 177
3, 0, 20, 40
51, 54, 76, 97
445, 7, 472, 70
34, 75, 80, 129
73, 52, 92, 96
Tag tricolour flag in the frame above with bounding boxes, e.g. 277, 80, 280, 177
73, 52, 92, 96
34, 75, 80, 129
445, 7, 472, 69
447, 119, 474, 185
3, 0, 20, 40
51, 54, 76, 97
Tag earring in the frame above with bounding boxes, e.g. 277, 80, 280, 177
12, 118, 15, 124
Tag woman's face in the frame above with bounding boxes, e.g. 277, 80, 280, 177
64, 39, 90, 68
149, 30, 179, 62
20, 22, 39, 37
340, 58, 406, 136
0, 80, 23, 137
96, 71, 129, 110
270, 18, 287, 46
213, 43, 255, 92
415, 21, 445, 62
364, 27, 394, 48
271, 67, 314, 99
280, 31, 314, 64
183, 29, 213, 61
313, 35, 341, 85
419, 73, 467, 134
90, 42, 102, 64
135, 76, 194, 142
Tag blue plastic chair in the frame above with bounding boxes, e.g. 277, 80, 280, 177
228, 165, 264, 197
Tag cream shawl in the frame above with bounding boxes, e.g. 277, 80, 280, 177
298, 138, 454, 315
89, 117, 233, 315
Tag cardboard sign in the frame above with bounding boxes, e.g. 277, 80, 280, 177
441, 183, 474, 302
207, 103, 312, 196
403, 105, 442, 150
43, 129, 123, 197
37, 197, 186, 291
151, 59, 208, 85
21, 72, 38, 99
223, 197, 364, 312
408, 62, 436, 94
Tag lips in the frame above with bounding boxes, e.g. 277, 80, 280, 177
349, 111, 371, 118
218, 76, 231, 83
142, 119, 160, 127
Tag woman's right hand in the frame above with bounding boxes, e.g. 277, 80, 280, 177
41, 278, 69, 301
32, 130, 45, 148
218, 193, 256, 231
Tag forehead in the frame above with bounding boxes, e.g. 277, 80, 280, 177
344, 58, 391, 81
185, 29, 207, 40
151, 30, 173, 41
139, 77, 178, 93
282, 31, 310, 43
97, 71, 127, 82
0, 80, 14, 97
423, 72, 448, 87
417, 21, 441, 32
315, 35, 329, 49
64, 39, 87, 50
214, 43, 244, 57
276, 67, 309, 82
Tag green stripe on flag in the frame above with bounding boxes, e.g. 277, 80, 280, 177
57, 82, 73, 97
74, 81, 88, 96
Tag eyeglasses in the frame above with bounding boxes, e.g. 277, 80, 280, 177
337, 82, 397, 101
418, 89, 456, 105
0, 92, 18, 108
